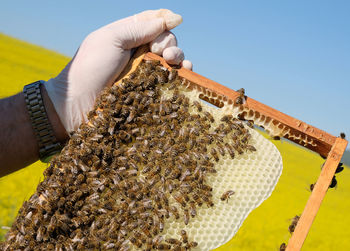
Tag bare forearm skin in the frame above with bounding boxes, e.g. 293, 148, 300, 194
0, 86, 68, 177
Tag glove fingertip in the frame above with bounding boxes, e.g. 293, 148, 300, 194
164, 12, 183, 30
163, 46, 184, 65
150, 31, 177, 56
182, 60, 193, 71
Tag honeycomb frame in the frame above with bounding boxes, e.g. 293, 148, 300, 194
1, 49, 283, 251
117, 46, 348, 251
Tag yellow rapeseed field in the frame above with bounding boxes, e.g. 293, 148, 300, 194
0, 33, 349, 250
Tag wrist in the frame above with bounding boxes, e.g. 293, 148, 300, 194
40, 84, 69, 143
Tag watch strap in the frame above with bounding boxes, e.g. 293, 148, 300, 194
23, 81, 62, 162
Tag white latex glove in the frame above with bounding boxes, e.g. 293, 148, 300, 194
45, 9, 193, 133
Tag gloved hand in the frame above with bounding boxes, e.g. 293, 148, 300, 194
45, 9, 192, 133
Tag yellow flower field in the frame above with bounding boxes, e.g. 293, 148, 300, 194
0, 33, 349, 250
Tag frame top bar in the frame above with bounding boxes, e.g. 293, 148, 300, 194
143, 52, 338, 157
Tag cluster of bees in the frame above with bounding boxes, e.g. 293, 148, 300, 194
2, 60, 257, 251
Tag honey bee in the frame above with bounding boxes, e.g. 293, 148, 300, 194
221, 190, 235, 202
221, 115, 233, 122
158, 191, 169, 207
168, 82, 177, 90
118, 130, 131, 142
145, 238, 153, 251
309, 183, 315, 192
280, 243, 286, 251
205, 166, 217, 174
245, 145, 256, 152
144, 90, 156, 97
129, 236, 142, 248
123, 92, 135, 105
126, 109, 136, 123
35, 226, 45, 242
214, 123, 225, 134
180, 230, 188, 243
168, 69, 178, 81
140, 96, 149, 107
159, 103, 167, 116
189, 201, 197, 218
152, 235, 164, 248
152, 217, 160, 236
173, 193, 187, 207
156, 71, 169, 85
170, 168, 181, 179
103, 241, 116, 250
156, 243, 171, 250
173, 246, 186, 251
196, 183, 212, 192
189, 126, 200, 137
288, 215, 300, 234
183, 96, 190, 107
232, 118, 245, 128
202, 194, 214, 207
183, 209, 190, 225
147, 174, 161, 189
119, 240, 131, 251
192, 192, 203, 206
169, 206, 180, 219
235, 96, 243, 105
142, 164, 153, 174
187, 137, 197, 149
335, 163, 344, 174
216, 143, 226, 156
210, 148, 219, 162
329, 175, 337, 189
129, 71, 137, 80
166, 238, 182, 246
232, 142, 244, 155
165, 179, 176, 194
159, 216, 165, 232
235, 88, 245, 104
154, 194, 163, 210
186, 241, 199, 249
192, 101, 203, 112
149, 165, 162, 177
139, 222, 152, 238
164, 166, 172, 177
132, 229, 143, 239
137, 204, 153, 215
180, 169, 192, 182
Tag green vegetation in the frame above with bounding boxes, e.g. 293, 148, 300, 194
0, 33, 349, 250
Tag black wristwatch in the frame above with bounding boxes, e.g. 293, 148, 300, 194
23, 80, 62, 163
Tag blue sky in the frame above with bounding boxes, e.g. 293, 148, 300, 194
1, 1, 349, 148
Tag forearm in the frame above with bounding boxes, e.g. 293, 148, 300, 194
0, 86, 68, 177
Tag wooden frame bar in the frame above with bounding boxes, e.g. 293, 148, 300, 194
286, 138, 348, 250
116, 47, 349, 250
